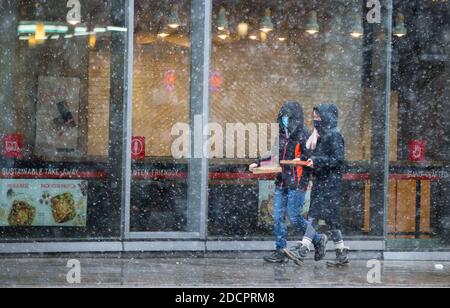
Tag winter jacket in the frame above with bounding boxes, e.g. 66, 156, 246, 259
257, 101, 311, 191
308, 103, 345, 225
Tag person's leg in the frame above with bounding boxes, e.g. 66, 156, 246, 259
264, 188, 288, 263
327, 219, 350, 266
273, 188, 288, 250
286, 189, 321, 248
331, 228, 345, 250
283, 189, 328, 265
307, 216, 329, 262
326, 202, 347, 251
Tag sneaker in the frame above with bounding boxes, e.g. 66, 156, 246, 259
314, 234, 328, 262
263, 250, 287, 263
283, 244, 309, 266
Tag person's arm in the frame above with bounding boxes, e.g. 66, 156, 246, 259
250, 136, 279, 171
257, 153, 273, 165
311, 133, 344, 169
299, 141, 313, 190
299, 164, 313, 190
257, 135, 280, 165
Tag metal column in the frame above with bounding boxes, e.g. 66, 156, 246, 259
187, 0, 212, 238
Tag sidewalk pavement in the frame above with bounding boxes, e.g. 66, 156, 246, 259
0, 253, 449, 287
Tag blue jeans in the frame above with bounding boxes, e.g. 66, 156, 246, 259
274, 188, 321, 250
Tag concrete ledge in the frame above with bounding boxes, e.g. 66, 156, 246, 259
384, 252, 450, 261
9, 241, 450, 261
206, 241, 385, 252
123, 241, 205, 252
125, 232, 201, 240
0, 242, 123, 254
0, 240, 385, 254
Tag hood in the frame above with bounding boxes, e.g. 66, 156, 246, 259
278, 101, 304, 139
314, 103, 339, 131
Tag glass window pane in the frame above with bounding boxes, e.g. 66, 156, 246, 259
0, 0, 127, 239
207, 0, 389, 243
387, 0, 450, 250
130, 0, 194, 233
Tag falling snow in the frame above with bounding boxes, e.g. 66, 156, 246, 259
0, 0, 449, 288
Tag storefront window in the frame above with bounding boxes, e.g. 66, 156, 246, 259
207, 0, 389, 241
2, 0, 447, 255
129, 0, 195, 234
387, 0, 450, 250
0, 0, 128, 239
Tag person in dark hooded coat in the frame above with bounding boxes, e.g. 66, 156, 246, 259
250, 101, 328, 265
304, 103, 349, 266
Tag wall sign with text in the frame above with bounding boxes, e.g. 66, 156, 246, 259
409, 140, 426, 162
2, 134, 24, 159
132, 136, 146, 160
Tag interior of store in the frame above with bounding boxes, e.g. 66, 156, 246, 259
0, 0, 448, 248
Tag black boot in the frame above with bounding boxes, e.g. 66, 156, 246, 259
283, 244, 309, 266
263, 250, 287, 263
336, 248, 350, 265
327, 248, 350, 267
314, 234, 328, 262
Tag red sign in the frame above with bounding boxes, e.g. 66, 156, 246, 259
409, 140, 426, 162
2, 134, 24, 159
210, 70, 223, 93
164, 70, 176, 92
132, 136, 145, 160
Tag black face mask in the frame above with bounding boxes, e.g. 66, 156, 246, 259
314, 120, 322, 131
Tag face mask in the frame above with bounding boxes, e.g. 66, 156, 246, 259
281, 116, 289, 129
314, 120, 322, 131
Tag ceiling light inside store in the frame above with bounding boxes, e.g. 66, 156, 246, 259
68, 20, 80, 26
28, 35, 36, 47
394, 13, 407, 37
74, 31, 90, 36
260, 31, 268, 42
168, 5, 181, 29
218, 29, 230, 40
157, 27, 170, 38
260, 9, 274, 33
55, 25, 69, 33
94, 27, 107, 33
17, 24, 36, 33
277, 19, 289, 42
75, 26, 88, 33
89, 34, 97, 48
35, 22, 46, 42
305, 11, 320, 35
237, 22, 249, 38
249, 27, 259, 40
350, 15, 364, 38
107, 26, 128, 32
217, 6, 229, 31
18, 22, 68, 35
